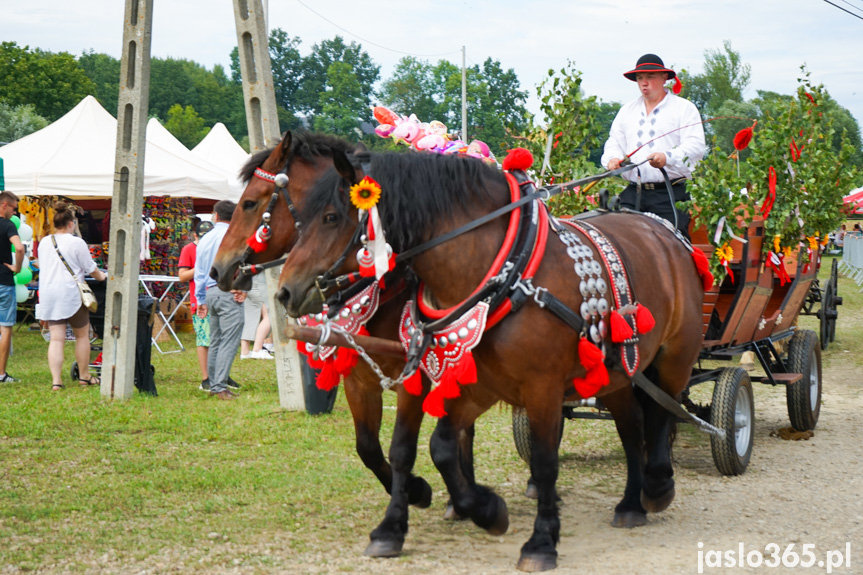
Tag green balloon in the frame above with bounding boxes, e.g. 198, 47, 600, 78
10, 215, 20, 229
14, 267, 32, 285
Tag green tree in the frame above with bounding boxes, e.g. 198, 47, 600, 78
377, 57, 439, 122
587, 100, 622, 166
0, 101, 49, 143
678, 41, 751, 121
164, 104, 210, 148
78, 50, 121, 114
313, 62, 366, 139
0, 42, 96, 121
470, 58, 528, 157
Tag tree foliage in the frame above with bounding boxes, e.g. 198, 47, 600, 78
0, 101, 49, 143
163, 104, 210, 148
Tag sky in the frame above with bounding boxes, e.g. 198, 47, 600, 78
2, 0, 862, 135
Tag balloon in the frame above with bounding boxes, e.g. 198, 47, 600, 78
14, 267, 32, 285
15, 284, 28, 303
18, 223, 33, 242
10, 215, 20, 229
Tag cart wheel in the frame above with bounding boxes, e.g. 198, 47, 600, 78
828, 259, 840, 344
511, 406, 565, 465
710, 367, 754, 476
70, 362, 80, 382
786, 329, 821, 431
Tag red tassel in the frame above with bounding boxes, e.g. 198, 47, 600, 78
733, 127, 753, 151
578, 337, 603, 371
332, 347, 359, 377
402, 369, 423, 396
691, 247, 715, 291
315, 361, 340, 391
672, 76, 682, 95
440, 371, 462, 400
610, 310, 634, 343
502, 147, 534, 171
422, 385, 447, 417
573, 363, 610, 398
246, 234, 267, 253
453, 351, 477, 385
635, 304, 655, 334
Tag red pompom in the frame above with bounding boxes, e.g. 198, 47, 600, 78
610, 310, 634, 343
635, 304, 655, 334
502, 147, 534, 171
672, 76, 683, 95
402, 369, 423, 396
332, 347, 359, 377
691, 247, 715, 291
578, 337, 604, 371
246, 233, 268, 253
733, 127, 753, 151
315, 361, 340, 391
422, 385, 447, 417
573, 363, 610, 398
453, 351, 477, 385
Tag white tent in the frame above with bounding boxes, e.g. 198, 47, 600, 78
0, 95, 234, 200
191, 122, 250, 197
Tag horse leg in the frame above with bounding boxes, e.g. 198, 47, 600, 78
638, 363, 686, 513
365, 385, 431, 557
516, 401, 563, 572
430, 401, 508, 536
601, 386, 648, 528
443, 423, 474, 521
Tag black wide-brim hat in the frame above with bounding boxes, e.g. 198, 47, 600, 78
623, 54, 676, 81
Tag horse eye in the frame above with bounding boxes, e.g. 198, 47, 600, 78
243, 200, 257, 210
323, 213, 338, 225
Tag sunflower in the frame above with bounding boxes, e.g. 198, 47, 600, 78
350, 176, 382, 210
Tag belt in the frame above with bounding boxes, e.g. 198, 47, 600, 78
626, 179, 687, 190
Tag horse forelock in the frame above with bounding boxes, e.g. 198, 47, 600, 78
238, 132, 357, 183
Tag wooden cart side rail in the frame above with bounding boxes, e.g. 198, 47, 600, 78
285, 324, 406, 357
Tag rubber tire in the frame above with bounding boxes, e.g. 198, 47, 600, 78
511, 406, 564, 465
819, 282, 832, 351
70, 361, 80, 382
709, 367, 754, 476
786, 329, 821, 431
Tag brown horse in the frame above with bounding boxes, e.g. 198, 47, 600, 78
211, 131, 463, 558
275, 148, 705, 571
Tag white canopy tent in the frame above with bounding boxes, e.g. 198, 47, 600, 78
191, 122, 250, 197
0, 96, 235, 200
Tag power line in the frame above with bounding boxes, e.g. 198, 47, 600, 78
821, 0, 863, 20
291, 0, 461, 59
834, 0, 863, 14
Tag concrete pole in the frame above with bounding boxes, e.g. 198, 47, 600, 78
462, 46, 468, 143
232, 0, 305, 410
101, 0, 153, 400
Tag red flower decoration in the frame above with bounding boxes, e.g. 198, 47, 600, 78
790, 137, 800, 162
733, 127, 754, 151
804, 92, 816, 106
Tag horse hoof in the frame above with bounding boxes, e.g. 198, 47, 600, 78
364, 539, 403, 558
611, 510, 647, 528
517, 552, 557, 572
641, 486, 675, 513
443, 501, 465, 521
524, 482, 538, 500
409, 478, 433, 509
485, 496, 509, 536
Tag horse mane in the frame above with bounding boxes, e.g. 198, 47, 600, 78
300, 152, 506, 252
238, 131, 357, 183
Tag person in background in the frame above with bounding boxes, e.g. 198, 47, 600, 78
35, 201, 106, 391
240, 272, 273, 360
601, 53, 706, 237
178, 219, 214, 390
193, 201, 244, 400
0, 191, 24, 383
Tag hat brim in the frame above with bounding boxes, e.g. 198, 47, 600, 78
624, 65, 676, 81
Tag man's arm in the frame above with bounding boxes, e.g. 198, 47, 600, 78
600, 108, 628, 170
4, 235, 24, 274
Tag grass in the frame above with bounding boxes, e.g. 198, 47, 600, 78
0, 255, 860, 571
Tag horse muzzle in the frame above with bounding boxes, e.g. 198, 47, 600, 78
277, 279, 325, 318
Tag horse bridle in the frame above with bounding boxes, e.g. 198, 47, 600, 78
236, 165, 301, 277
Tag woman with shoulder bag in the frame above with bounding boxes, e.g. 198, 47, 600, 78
35, 202, 106, 391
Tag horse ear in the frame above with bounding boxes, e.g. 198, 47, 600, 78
279, 131, 293, 155
333, 149, 359, 185
354, 142, 368, 153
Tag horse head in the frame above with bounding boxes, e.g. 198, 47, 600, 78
276, 147, 364, 318
211, 131, 356, 291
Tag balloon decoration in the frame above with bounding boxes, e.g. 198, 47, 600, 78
18, 223, 33, 242
14, 266, 33, 285
372, 106, 497, 166
10, 215, 20, 229
15, 284, 28, 303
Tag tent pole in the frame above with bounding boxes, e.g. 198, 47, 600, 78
101, 0, 153, 400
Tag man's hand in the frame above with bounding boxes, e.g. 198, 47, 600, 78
647, 153, 667, 169
197, 304, 208, 318
607, 158, 623, 170
231, 290, 247, 303
3, 263, 20, 274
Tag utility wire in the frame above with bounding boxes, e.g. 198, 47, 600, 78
821, 0, 863, 20
834, 0, 863, 13
292, 0, 461, 58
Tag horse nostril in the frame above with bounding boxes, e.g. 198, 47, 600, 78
276, 287, 291, 307
209, 266, 219, 281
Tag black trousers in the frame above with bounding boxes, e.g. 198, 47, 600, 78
620, 182, 691, 239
